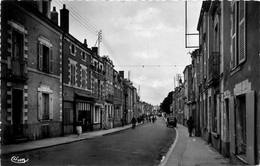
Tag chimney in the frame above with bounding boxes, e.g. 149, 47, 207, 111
60, 4, 69, 33
84, 39, 88, 47
36, 0, 51, 19
51, 7, 58, 25
119, 71, 124, 79
92, 47, 98, 56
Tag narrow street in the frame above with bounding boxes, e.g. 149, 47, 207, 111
1, 117, 176, 166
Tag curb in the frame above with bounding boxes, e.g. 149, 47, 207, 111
1, 125, 133, 155
158, 126, 179, 166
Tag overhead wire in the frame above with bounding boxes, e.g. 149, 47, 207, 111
63, 1, 99, 34
55, 0, 98, 37
68, 1, 99, 31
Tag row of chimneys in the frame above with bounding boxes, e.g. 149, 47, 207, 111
38, 1, 98, 56
50, 4, 69, 33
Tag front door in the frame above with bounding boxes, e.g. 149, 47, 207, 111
12, 89, 24, 137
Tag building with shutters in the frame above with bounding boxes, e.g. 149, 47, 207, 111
223, 1, 259, 165
112, 70, 124, 128
194, 1, 260, 165
59, 5, 97, 134
183, 64, 193, 123
1, 1, 63, 144
102, 56, 114, 129
90, 47, 105, 130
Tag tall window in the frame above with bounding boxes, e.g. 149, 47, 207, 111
38, 40, 53, 73
42, 93, 50, 120
12, 29, 27, 77
87, 70, 91, 90
13, 30, 24, 59
71, 64, 76, 86
82, 51, 86, 61
71, 44, 75, 55
231, 1, 246, 69
82, 68, 86, 88
38, 88, 53, 121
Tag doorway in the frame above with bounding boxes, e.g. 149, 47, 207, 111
12, 89, 24, 137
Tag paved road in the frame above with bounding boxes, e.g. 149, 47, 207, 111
1, 117, 176, 166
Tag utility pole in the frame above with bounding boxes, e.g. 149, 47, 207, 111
95, 30, 102, 55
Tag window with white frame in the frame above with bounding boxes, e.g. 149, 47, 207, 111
230, 1, 246, 69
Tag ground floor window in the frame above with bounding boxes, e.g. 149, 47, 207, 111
94, 106, 100, 123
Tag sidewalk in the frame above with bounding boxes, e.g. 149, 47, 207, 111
1, 124, 133, 155
160, 124, 231, 166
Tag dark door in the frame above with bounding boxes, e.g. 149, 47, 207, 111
12, 89, 23, 137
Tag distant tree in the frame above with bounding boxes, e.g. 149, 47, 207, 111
160, 91, 173, 114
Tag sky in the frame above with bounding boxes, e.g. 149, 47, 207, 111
52, 0, 202, 106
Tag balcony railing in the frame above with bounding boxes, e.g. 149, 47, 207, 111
208, 52, 220, 85
11, 57, 28, 80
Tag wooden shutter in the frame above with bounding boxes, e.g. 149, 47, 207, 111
38, 92, 43, 120
38, 43, 43, 71
49, 93, 53, 120
231, 2, 237, 69
229, 96, 236, 154
238, 1, 246, 64
49, 47, 53, 73
246, 91, 255, 165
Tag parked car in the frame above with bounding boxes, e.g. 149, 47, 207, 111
166, 116, 177, 128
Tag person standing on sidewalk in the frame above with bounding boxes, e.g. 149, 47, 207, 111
186, 116, 194, 137
131, 117, 136, 129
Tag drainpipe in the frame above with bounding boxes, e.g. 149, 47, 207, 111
61, 32, 65, 136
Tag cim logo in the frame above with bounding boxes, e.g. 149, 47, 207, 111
11, 156, 29, 164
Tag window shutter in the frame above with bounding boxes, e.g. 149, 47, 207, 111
49, 47, 53, 73
246, 91, 255, 165
229, 96, 235, 154
38, 92, 43, 120
238, 1, 246, 64
38, 43, 43, 71
49, 93, 53, 120
231, 2, 237, 69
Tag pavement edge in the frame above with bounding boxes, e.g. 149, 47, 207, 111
158, 126, 179, 166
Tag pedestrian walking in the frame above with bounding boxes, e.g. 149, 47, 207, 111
186, 116, 194, 137
131, 117, 136, 129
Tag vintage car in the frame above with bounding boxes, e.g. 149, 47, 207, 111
166, 116, 177, 128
